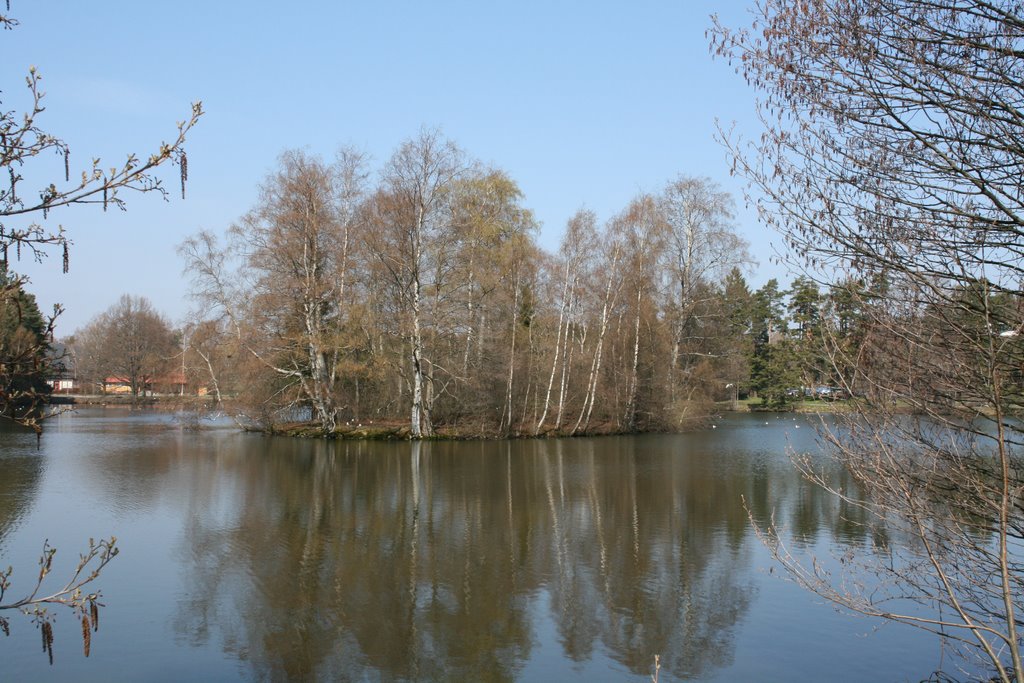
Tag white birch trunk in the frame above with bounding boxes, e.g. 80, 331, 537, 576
535, 258, 571, 435
502, 271, 521, 433
626, 287, 643, 430
573, 246, 619, 434
554, 294, 577, 430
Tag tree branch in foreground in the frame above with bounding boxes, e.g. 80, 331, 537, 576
0, 537, 118, 662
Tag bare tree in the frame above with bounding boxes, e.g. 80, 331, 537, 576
713, 1, 1024, 679
365, 129, 465, 438
181, 149, 367, 432
535, 209, 592, 435
73, 294, 177, 401
572, 226, 622, 435
659, 177, 750, 404
617, 195, 667, 431
446, 169, 537, 432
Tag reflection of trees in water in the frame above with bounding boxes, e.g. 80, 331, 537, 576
173, 437, 534, 681
170, 433, 872, 680
0, 428, 43, 544
538, 437, 758, 679
744, 442, 880, 551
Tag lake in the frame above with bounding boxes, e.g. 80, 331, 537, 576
0, 409, 967, 681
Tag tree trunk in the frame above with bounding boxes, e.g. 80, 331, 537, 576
536, 259, 571, 435
625, 287, 643, 430
574, 246, 619, 434
501, 271, 521, 434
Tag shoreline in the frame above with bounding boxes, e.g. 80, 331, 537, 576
43, 395, 927, 441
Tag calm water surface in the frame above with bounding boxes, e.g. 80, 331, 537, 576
0, 409, 962, 681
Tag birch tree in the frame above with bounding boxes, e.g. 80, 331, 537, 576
535, 209, 593, 435
617, 195, 667, 431
659, 177, 749, 403
447, 170, 537, 431
572, 226, 622, 434
365, 130, 464, 438
181, 149, 366, 432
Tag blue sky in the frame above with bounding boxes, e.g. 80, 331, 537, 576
2, 1, 790, 334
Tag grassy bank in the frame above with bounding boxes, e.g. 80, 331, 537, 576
727, 397, 855, 413
265, 418, 650, 441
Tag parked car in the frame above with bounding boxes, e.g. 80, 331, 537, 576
814, 386, 849, 400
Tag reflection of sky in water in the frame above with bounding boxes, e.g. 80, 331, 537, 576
0, 411, 976, 682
